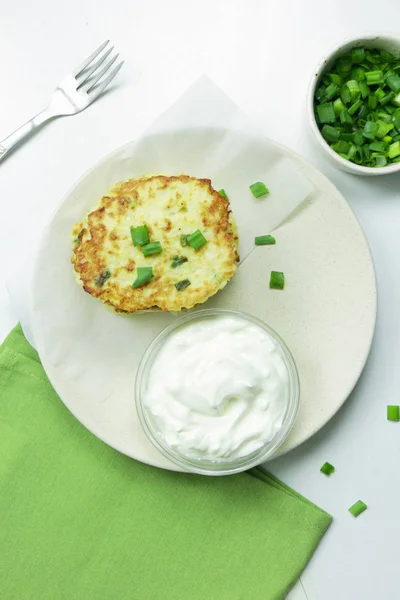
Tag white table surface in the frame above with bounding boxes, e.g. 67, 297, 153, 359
2, 2, 400, 599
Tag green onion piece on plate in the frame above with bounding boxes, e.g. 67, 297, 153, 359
132, 266, 154, 289
218, 189, 228, 199
255, 235, 276, 246
171, 255, 188, 268
175, 279, 191, 291
187, 229, 207, 250
320, 462, 335, 476
249, 182, 270, 198
387, 405, 400, 421
270, 271, 284, 290
348, 500, 367, 518
130, 225, 150, 247
142, 241, 162, 256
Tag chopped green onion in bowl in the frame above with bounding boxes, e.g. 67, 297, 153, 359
314, 46, 400, 168
250, 182, 269, 198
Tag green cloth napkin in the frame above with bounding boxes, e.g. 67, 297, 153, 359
0, 325, 331, 600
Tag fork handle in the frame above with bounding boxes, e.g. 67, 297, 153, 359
0, 108, 54, 162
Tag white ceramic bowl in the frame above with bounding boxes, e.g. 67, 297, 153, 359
307, 33, 400, 176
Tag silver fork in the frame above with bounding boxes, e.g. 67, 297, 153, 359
0, 40, 124, 162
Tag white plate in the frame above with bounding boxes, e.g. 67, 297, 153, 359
30, 128, 377, 471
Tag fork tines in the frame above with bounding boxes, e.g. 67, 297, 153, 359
74, 40, 124, 95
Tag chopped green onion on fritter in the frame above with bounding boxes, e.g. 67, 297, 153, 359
132, 267, 154, 289
187, 230, 207, 250
130, 225, 150, 247
142, 241, 162, 256
175, 279, 191, 291
171, 255, 188, 268
94, 269, 111, 287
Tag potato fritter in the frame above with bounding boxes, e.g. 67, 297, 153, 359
72, 175, 239, 312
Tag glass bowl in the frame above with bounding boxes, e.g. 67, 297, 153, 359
135, 308, 300, 476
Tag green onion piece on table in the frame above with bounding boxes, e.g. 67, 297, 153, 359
320, 462, 335, 476
255, 235, 276, 246
132, 266, 154, 289
130, 225, 150, 247
348, 500, 367, 518
187, 229, 207, 250
142, 241, 162, 256
270, 271, 284, 290
387, 405, 400, 421
175, 279, 191, 291
249, 182, 270, 198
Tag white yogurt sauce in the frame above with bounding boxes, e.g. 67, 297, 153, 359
143, 315, 290, 461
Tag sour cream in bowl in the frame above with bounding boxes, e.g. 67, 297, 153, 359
135, 309, 299, 475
